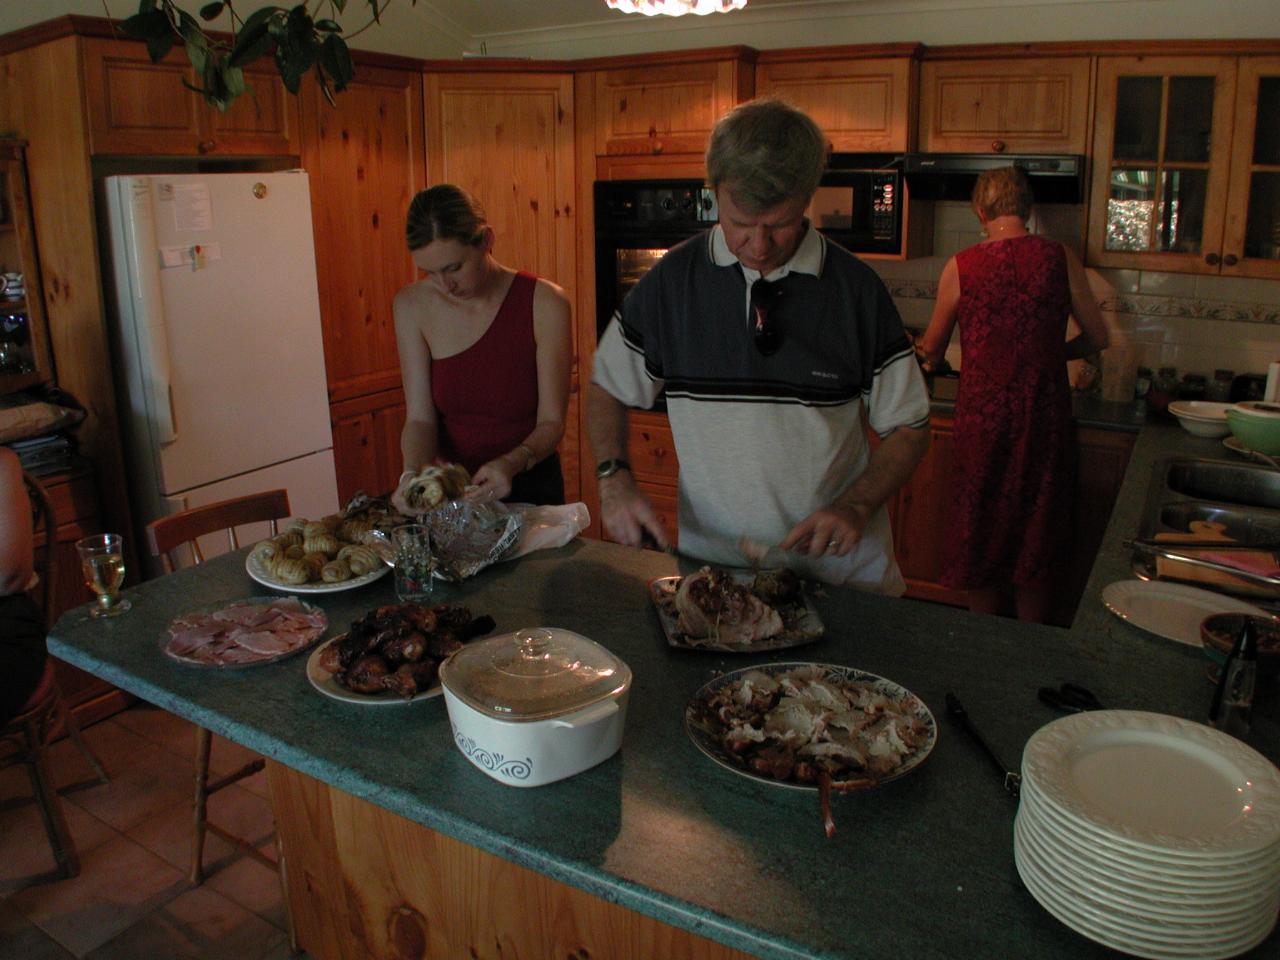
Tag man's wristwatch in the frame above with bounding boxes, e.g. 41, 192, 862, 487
595, 458, 631, 480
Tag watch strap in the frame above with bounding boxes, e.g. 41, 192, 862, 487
595, 458, 631, 480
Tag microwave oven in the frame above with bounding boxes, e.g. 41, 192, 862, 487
808, 154, 905, 256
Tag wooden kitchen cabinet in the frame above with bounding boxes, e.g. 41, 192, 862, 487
81, 37, 300, 157
1086, 55, 1239, 275
588, 49, 755, 158
329, 389, 407, 502
0, 139, 54, 394
1221, 57, 1280, 279
755, 46, 920, 153
298, 57, 425, 497
918, 55, 1092, 154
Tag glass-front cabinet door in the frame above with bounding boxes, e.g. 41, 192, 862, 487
1087, 57, 1237, 274
1223, 57, 1280, 279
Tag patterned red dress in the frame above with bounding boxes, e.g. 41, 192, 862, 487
941, 234, 1074, 590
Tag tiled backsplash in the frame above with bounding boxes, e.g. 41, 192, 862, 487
870, 201, 1280, 390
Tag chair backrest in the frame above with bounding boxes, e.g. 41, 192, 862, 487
22, 470, 55, 618
146, 489, 291, 572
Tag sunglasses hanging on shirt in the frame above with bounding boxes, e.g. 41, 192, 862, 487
750, 277, 787, 356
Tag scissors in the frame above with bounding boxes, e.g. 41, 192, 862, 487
1038, 682, 1105, 714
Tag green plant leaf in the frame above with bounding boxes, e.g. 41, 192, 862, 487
199, 2, 225, 21
315, 19, 341, 32
228, 18, 276, 68
319, 34, 354, 92
119, 10, 171, 41
145, 33, 176, 63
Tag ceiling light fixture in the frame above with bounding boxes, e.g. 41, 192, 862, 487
606, 0, 749, 16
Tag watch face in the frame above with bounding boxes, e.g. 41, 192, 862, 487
596, 459, 626, 479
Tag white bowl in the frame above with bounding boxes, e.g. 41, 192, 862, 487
1168, 401, 1233, 438
439, 627, 631, 787
1233, 400, 1280, 420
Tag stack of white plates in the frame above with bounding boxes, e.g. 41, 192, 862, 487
1014, 710, 1280, 959
1168, 400, 1235, 438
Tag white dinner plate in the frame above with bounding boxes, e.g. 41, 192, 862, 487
305, 636, 443, 705
1022, 710, 1280, 858
1167, 400, 1233, 422
246, 552, 389, 594
1101, 579, 1268, 646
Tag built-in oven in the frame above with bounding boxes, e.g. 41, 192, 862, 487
593, 179, 718, 340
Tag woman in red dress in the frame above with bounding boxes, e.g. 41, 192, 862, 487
395, 185, 572, 505
919, 167, 1108, 622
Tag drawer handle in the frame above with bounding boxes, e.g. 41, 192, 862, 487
1222, 253, 1239, 267
1204, 252, 1221, 266
197, 139, 217, 154
991, 139, 1006, 153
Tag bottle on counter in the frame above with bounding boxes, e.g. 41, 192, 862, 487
1146, 366, 1179, 414
1206, 369, 1235, 402
1208, 619, 1257, 738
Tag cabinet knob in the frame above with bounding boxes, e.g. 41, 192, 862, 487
1204, 252, 1221, 266
197, 139, 217, 154
991, 139, 1006, 153
1222, 253, 1239, 267
653, 446, 667, 460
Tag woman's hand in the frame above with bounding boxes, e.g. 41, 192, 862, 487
467, 455, 519, 502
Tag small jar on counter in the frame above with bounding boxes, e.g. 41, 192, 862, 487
1146, 366, 1179, 414
1206, 369, 1235, 402
1178, 373, 1207, 401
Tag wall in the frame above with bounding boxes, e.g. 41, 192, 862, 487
872, 203, 1280, 397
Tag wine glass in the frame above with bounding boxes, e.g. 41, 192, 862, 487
76, 533, 131, 618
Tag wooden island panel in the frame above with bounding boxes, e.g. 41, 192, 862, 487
269, 763, 755, 960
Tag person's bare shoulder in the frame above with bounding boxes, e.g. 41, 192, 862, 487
393, 278, 444, 331
532, 276, 570, 310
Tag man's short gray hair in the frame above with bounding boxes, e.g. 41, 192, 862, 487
705, 98, 829, 213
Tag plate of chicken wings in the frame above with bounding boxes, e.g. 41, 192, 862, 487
649, 566, 824, 652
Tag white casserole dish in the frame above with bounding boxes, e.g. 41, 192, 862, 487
438, 627, 632, 787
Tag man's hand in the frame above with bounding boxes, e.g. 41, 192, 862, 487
599, 472, 668, 547
780, 502, 872, 558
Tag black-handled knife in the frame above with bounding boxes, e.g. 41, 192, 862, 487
945, 691, 1021, 798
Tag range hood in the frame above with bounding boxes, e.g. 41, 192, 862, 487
903, 153, 1084, 204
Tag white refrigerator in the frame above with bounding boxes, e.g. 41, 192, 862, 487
101, 171, 339, 575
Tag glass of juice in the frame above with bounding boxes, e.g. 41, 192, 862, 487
76, 533, 131, 618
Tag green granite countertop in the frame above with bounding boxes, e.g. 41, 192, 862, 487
48, 425, 1278, 960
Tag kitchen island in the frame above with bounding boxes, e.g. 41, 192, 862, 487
47, 416, 1279, 960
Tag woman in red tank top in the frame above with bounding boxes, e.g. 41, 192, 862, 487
919, 167, 1109, 623
395, 185, 571, 504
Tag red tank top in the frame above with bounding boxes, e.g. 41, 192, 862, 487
431, 271, 539, 473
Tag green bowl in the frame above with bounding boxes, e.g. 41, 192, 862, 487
1225, 408, 1280, 456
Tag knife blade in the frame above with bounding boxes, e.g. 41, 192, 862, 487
945, 691, 1021, 797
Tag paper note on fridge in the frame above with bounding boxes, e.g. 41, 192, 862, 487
166, 182, 214, 231
159, 243, 222, 269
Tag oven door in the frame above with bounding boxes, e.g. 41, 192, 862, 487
595, 234, 697, 339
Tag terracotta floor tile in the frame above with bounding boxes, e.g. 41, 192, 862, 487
0, 901, 74, 959
55, 744, 191, 836
127, 784, 276, 877
112, 702, 199, 760
205, 851, 286, 932
6, 833, 187, 957
0, 783, 116, 895
81, 885, 286, 960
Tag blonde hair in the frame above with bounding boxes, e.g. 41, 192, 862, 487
972, 166, 1033, 221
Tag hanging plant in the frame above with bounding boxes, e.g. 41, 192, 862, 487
113, 1, 417, 110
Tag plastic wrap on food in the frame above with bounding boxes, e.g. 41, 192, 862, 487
425, 500, 523, 581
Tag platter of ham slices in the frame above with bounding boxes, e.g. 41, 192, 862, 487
164, 596, 328, 667
649, 566, 824, 652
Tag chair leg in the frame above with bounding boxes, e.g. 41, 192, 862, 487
191, 726, 213, 885
55, 691, 109, 785
22, 716, 80, 880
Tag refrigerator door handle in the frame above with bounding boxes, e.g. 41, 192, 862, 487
122, 178, 178, 445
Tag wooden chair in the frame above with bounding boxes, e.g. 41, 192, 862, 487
145, 489, 289, 885
0, 471, 110, 880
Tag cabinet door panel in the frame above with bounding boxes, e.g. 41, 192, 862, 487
425, 73, 575, 292
302, 65, 425, 403
1087, 56, 1236, 273
920, 58, 1091, 154
756, 59, 914, 152
1223, 57, 1280, 279
209, 62, 300, 155
82, 38, 202, 155
594, 60, 746, 156
331, 393, 407, 502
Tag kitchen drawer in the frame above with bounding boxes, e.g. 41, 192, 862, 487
39, 469, 99, 531
628, 416, 680, 483
639, 482, 679, 546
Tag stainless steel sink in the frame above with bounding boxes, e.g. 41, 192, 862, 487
1164, 459, 1280, 510
1157, 501, 1280, 545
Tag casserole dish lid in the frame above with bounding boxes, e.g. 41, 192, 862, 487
439, 627, 632, 722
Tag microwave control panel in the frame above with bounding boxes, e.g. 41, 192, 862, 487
870, 172, 897, 240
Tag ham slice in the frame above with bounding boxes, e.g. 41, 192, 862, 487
166, 599, 327, 666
